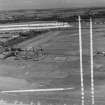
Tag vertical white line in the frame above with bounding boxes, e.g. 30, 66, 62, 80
78, 16, 85, 105
90, 17, 95, 105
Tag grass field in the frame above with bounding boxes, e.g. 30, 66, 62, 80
0, 21, 105, 105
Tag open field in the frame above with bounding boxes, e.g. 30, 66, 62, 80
0, 20, 105, 105
0, 21, 82, 105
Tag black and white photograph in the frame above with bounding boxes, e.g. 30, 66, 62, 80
0, 0, 105, 105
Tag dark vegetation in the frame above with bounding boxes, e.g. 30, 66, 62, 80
1, 7, 105, 23
1, 30, 49, 47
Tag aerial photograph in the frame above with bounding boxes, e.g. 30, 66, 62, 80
0, 0, 105, 105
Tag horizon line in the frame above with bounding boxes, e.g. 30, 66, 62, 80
0, 6, 104, 12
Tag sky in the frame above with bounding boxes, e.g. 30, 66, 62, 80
0, 0, 105, 10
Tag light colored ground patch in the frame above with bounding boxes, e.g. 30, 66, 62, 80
64, 50, 79, 55
40, 55, 55, 62
0, 100, 29, 105
0, 76, 39, 90
67, 56, 80, 62
54, 56, 67, 62
95, 84, 105, 98
26, 70, 68, 79
0, 63, 27, 78
94, 62, 103, 69
54, 56, 80, 62
17, 31, 60, 49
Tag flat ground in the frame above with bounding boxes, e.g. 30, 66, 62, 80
0, 22, 105, 105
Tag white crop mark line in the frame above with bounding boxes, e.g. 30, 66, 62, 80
78, 16, 85, 105
0, 23, 71, 31
90, 17, 95, 105
0, 87, 74, 93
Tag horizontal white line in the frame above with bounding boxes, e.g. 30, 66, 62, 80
1, 87, 74, 93
0, 25, 71, 31
0, 23, 70, 28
